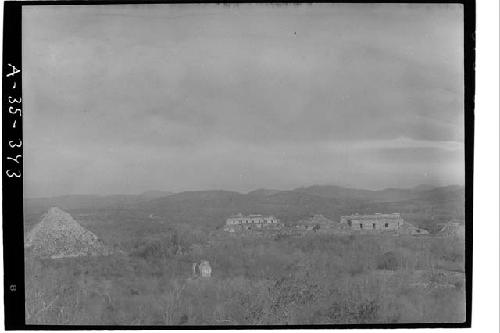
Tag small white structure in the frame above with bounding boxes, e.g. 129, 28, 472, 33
199, 260, 212, 278
192, 260, 212, 278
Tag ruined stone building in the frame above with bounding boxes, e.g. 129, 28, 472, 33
398, 222, 430, 235
340, 213, 428, 235
340, 213, 404, 231
223, 213, 282, 232
437, 221, 465, 238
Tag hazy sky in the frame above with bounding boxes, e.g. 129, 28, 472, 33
23, 4, 464, 197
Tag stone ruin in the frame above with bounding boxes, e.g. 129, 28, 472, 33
192, 260, 212, 278
295, 214, 342, 232
340, 213, 429, 235
221, 212, 432, 236
340, 213, 404, 231
223, 213, 283, 232
398, 222, 430, 235
437, 221, 465, 238
25, 207, 112, 259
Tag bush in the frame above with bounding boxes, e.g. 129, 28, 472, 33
377, 251, 399, 271
25, 228, 466, 325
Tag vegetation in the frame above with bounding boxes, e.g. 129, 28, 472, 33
24, 185, 465, 325
25, 222, 465, 325
24, 184, 465, 233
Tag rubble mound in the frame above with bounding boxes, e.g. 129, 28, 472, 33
309, 214, 334, 224
437, 222, 465, 238
296, 214, 343, 231
398, 222, 429, 235
310, 214, 344, 229
25, 207, 112, 259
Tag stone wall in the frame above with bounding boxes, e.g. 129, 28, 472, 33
340, 213, 403, 232
225, 214, 279, 227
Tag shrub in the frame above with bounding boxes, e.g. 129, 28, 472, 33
377, 251, 399, 271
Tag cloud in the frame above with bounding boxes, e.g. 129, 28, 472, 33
22, 4, 465, 196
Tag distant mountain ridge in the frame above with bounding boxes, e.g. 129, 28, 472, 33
246, 189, 282, 197
24, 184, 462, 211
140, 190, 173, 199
24, 184, 464, 234
24, 191, 174, 211
292, 184, 441, 202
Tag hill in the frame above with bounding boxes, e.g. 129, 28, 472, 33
134, 185, 463, 232
24, 185, 465, 234
246, 189, 282, 197
140, 190, 174, 199
293, 184, 439, 202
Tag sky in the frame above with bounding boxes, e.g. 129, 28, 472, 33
23, 4, 465, 197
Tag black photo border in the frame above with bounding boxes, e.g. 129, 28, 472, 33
2, 0, 475, 330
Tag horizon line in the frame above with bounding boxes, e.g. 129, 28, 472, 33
23, 182, 465, 200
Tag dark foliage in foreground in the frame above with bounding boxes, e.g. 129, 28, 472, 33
24, 185, 465, 325
25, 228, 465, 325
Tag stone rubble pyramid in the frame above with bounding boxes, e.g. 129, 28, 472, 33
398, 222, 429, 235
296, 214, 343, 231
309, 214, 334, 225
25, 207, 112, 259
437, 222, 466, 238
309, 214, 343, 228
